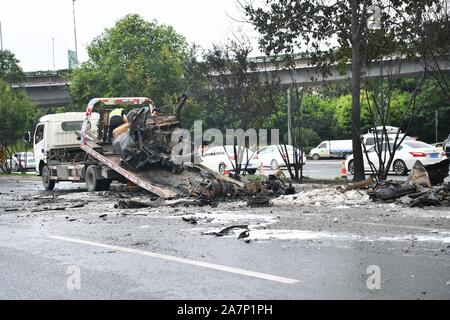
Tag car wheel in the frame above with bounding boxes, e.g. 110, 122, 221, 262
218, 162, 226, 175
42, 165, 55, 191
348, 160, 355, 175
247, 169, 257, 175
312, 154, 320, 160
270, 159, 279, 170
393, 159, 407, 176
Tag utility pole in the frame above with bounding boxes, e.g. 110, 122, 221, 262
52, 38, 55, 71
287, 87, 292, 146
0, 21, 3, 50
72, 0, 79, 66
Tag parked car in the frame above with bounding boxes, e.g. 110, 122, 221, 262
444, 134, 450, 157
361, 126, 415, 148
345, 140, 447, 176
4, 152, 36, 172
362, 134, 415, 148
200, 145, 259, 175
309, 140, 352, 160
256, 145, 306, 170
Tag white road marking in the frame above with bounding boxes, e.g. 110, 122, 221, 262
49, 235, 299, 284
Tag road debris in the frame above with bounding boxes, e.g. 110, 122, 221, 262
31, 206, 66, 213
273, 187, 370, 207
361, 159, 450, 208
247, 195, 273, 208
238, 230, 250, 239
182, 216, 198, 225
114, 199, 165, 209
204, 225, 249, 237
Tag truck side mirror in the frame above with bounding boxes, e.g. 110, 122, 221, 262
24, 131, 31, 143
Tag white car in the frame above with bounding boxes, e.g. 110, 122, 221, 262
200, 145, 259, 175
256, 145, 306, 170
345, 141, 447, 176
4, 152, 36, 171
362, 134, 415, 148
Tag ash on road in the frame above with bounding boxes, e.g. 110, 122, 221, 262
0, 175, 449, 299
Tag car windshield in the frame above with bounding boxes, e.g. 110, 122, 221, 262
404, 141, 433, 149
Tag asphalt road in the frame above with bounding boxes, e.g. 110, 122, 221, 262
0, 175, 449, 299
277, 159, 410, 181
304, 159, 346, 179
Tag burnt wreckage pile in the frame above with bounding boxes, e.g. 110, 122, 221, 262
110, 96, 294, 202
364, 159, 450, 208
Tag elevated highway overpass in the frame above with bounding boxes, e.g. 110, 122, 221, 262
15, 56, 449, 108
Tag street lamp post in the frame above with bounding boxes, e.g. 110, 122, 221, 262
0, 21, 3, 50
72, 0, 79, 66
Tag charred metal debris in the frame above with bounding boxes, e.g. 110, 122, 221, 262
108, 96, 295, 204
345, 159, 450, 208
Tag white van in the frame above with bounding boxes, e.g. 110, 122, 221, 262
309, 140, 353, 160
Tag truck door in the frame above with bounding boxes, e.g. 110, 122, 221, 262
318, 142, 329, 157
33, 124, 45, 173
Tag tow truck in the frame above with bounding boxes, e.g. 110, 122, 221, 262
28, 97, 242, 199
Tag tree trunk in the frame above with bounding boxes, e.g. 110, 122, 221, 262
351, 0, 365, 182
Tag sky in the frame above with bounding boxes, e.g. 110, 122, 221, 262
0, 0, 259, 71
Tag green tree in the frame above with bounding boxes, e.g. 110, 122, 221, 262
70, 14, 190, 109
0, 49, 26, 84
0, 79, 36, 150
244, 0, 437, 181
185, 41, 282, 131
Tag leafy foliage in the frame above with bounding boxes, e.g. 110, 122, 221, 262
70, 14, 190, 109
183, 41, 282, 131
0, 50, 26, 84
0, 79, 36, 147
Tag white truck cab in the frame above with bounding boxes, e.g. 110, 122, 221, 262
33, 112, 99, 184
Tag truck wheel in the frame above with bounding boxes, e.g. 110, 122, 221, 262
85, 165, 102, 192
312, 154, 320, 160
42, 165, 55, 191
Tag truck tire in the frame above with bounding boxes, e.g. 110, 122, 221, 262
42, 165, 55, 191
85, 165, 106, 192
312, 154, 320, 160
